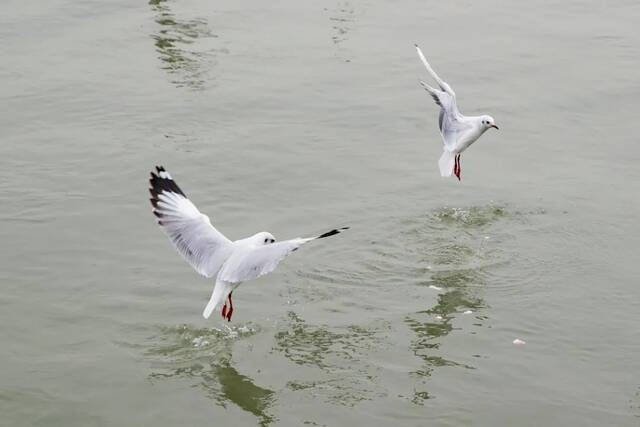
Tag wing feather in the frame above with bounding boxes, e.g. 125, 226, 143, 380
149, 166, 232, 278
217, 228, 348, 284
415, 44, 456, 97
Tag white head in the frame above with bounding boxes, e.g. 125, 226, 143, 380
480, 115, 499, 131
251, 231, 276, 245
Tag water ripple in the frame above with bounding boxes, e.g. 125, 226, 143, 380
274, 311, 389, 405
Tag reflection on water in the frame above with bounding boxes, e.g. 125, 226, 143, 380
328, 2, 354, 45
324, 2, 356, 61
403, 205, 515, 404
210, 363, 275, 427
631, 386, 640, 418
275, 311, 386, 406
149, 0, 224, 90
144, 324, 275, 426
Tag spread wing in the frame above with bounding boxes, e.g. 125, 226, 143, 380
149, 166, 232, 278
415, 44, 471, 149
217, 228, 348, 284
415, 44, 456, 97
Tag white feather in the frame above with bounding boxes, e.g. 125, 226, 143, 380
415, 44, 496, 177
438, 150, 455, 177
203, 280, 235, 319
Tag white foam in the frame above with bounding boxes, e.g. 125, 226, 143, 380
463, 310, 473, 314
192, 336, 209, 347
429, 285, 442, 291
512, 338, 526, 345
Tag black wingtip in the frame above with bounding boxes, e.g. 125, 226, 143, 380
317, 227, 349, 239
148, 165, 186, 199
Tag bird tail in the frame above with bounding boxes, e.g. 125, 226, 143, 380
203, 294, 218, 320
203, 280, 233, 319
438, 150, 455, 177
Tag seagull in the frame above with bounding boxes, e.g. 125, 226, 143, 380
148, 166, 348, 321
415, 44, 499, 180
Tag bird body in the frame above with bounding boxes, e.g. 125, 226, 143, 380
415, 44, 498, 180
148, 166, 347, 321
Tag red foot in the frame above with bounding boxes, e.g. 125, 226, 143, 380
225, 292, 234, 322
454, 154, 461, 181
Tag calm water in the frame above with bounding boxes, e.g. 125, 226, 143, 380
1, 0, 639, 425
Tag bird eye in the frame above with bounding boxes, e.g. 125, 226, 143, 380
264, 238, 268, 243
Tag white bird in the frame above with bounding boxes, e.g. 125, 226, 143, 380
148, 166, 348, 321
415, 44, 499, 180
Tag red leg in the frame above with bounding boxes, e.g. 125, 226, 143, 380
226, 292, 234, 322
455, 155, 461, 181
221, 303, 227, 319
453, 155, 457, 178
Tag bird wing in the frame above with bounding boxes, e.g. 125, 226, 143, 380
415, 44, 456, 97
415, 45, 470, 150
149, 166, 233, 278
438, 108, 473, 151
419, 83, 471, 150
217, 228, 348, 284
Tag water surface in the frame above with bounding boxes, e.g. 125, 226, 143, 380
1, 0, 639, 425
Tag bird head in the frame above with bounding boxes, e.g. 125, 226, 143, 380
480, 115, 499, 130
253, 232, 276, 245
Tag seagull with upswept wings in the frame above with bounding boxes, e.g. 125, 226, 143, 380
415, 44, 499, 180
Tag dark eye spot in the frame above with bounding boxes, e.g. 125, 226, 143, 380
264, 238, 268, 243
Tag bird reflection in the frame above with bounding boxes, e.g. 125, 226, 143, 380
405, 268, 483, 405
328, 2, 355, 45
325, 1, 356, 62
403, 205, 509, 404
149, 0, 222, 90
204, 363, 275, 427
145, 324, 275, 426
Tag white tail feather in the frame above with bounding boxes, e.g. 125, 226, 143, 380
439, 150, 455, 177
202, 280, 233, 319
202, 294, 218, 319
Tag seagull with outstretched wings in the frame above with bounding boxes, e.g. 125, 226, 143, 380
149, 166, 348, 321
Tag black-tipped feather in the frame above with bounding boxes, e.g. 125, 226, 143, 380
317, 227, 349, 239
430, 92, 442, 107
149, 166, 188, 216
149, 166, 186, 200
